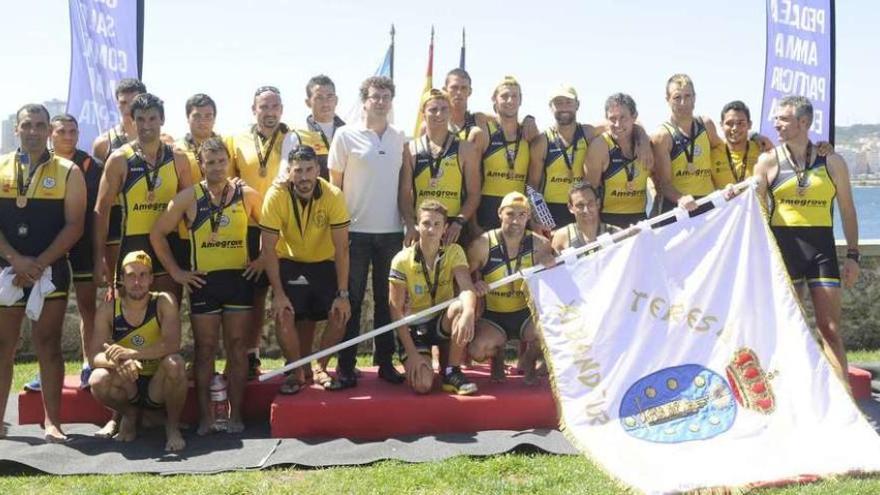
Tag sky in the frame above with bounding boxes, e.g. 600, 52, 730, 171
1, 0, 879, 141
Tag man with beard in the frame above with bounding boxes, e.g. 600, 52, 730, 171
150, 137, 263, 435
584, 93, 654, 229
93, 93, 191, 301
88, 251, 187, 452
0, 104, 86, 442
753, 96, 860, 386
49, 114, 104, 389
467, 192, 554, 384
231, 85, 289, 379
399, 89, 480, 247
263, 145, 351, 393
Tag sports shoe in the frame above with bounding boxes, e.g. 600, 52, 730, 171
23, 374, 41, 392
442, 367, 478, 396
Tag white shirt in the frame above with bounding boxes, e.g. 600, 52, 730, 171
328, 123, 405, 233
275, 131, 303, 182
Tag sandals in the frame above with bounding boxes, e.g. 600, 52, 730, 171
313, 369, 344, 391
279, 374, 303, 395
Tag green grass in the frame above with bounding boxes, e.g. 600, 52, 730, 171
5, 351, 880, 494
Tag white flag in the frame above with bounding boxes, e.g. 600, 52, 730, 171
525, 187, 880, 494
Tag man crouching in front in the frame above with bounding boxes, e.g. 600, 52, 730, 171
88, 251, 187, 451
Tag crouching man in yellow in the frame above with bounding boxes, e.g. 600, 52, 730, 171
389, 200, 479, 395
88, 251, 187, 452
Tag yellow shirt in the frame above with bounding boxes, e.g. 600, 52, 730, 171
188, 182, 250, 272
481, 229, 536, 313
412, 135, 464, 217
662, 119, 714, 197
600, 132, 649, 215
540, 126, 588, 205
769, 147, 836, 227
0, 151, 73, 257
260, 177, 350, 262
710, 141, 760, 189
481, 119, 529, 198
118, 143, 179, 237
389, 243, 468, 316
231, 125, 288, 197
112, 293, 162, 376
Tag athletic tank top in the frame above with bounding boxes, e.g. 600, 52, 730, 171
600, 132, 649, 215
769, 145, 836, 227
175, 134, 236, 239
710, 140, 760, 189
481, 119, 529, 198
119, 143, 179, 237
112, 293, 162, 376
188, 182, 250, 272
541, 126, 587, 205
662, 118, 714, 197
0, 151, 73, 259
412, 134, 464, 216
452, 111, 477, 141
480, 229, 535, 313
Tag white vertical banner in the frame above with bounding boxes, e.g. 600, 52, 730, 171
526, 187, 880, 493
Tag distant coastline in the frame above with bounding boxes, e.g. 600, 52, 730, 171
852, 180, 880, 187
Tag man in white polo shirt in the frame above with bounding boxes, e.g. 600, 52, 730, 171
328, 76, 408, 388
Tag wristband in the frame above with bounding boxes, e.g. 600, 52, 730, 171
846, 249, 860, 264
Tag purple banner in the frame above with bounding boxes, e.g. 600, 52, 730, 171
66, 0, 141, 152
760, 0, 835, 144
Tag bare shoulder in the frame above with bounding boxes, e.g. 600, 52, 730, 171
156, 291, 179, 312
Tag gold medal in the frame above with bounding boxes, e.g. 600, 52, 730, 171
210, 231, 218, 242
146, 190, 155, 202
626, 181, 634, 192
687, 161, 696, 174
259, 167, 268, 178
15, 196, 27, 208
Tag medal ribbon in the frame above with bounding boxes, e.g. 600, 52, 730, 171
135, 143, 164, 196
552, 125, 581, 173
609, 133, 638, 183
306, 115, 345, 150
784, 141, 813, 189
16, 151, 51, 199
423, 132, 453, 179
201, 181, 231, 236
253, 126, 282, 176
416, 245, 444, 307
725, 143, 750, 183
494, 121, 522, 174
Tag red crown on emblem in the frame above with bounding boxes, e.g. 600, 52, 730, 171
726, 347, 776, 414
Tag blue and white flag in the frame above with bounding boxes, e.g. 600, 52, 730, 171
760, 0, 835, 143
526, 187, 880, 493
66, 0, 142, 150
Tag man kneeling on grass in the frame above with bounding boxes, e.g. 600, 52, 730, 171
88, 251, 187, 452
389, 200, 479, 395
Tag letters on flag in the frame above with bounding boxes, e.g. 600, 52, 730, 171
525, 187, 880, 493
67, 0, 142, 150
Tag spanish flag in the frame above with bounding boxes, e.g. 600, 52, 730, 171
413, 26, 434, 137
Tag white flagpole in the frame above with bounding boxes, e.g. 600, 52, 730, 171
259, 179, 757, 382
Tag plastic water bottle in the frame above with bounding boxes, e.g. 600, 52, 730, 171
209, 373, 229, 431
526, 184, 556, 229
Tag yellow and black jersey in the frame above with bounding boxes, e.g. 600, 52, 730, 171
119, 143, 179, 237
480, 229, 536, 313
769, 146, 836, 228
175, 134, 236, 240
389, 243, 468, 315
662, 118, 714, 197
303, 115, 345, 178
412, 135, 464, 217
231, 125, 288, 197
104, 125, 130, 161
260, 177, 350, 263
0, 151, 74, 259
112, 293, 162, 376
541, 126, 588, 205
188, 182, 250, 272
451, 111, 478, 141
600, 132, 649, 216
710, 140, 761, 189
481, 119, 529, 198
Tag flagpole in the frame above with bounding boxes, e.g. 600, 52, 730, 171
459, 27, 466, 69
389, 24, 395, 80
259, 179, 758, 382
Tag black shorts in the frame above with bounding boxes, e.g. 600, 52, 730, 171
601, 212, 647, 230
547, 202, 575, 229
107, 204, 122, 245
170, 233, 191, 272
190, 269, 255, 315
129, 374, 163, 410
477, 195, 503, 231
482, 308, 532, 341
279, 259, 337, 322
247, 226, 269, 288
69, 229, 94, 282
398, 316, 449, 362
771, 226, 840, 288
5, 259, 70, 307
117, 233, 168, 279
